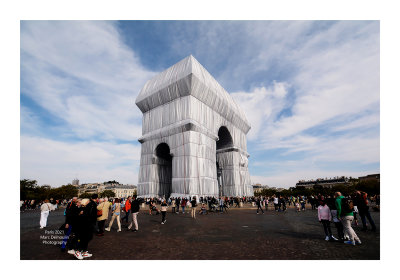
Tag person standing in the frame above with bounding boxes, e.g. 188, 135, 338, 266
171, 198, 176, 213
66, 198, 81, 255
129, 195, 140, 232
181, 198, 187, 214
317, 199, 336, 241
281, 196, 287, 212
40, 199, 54, 229
105, 198, 122, 232
335, 192, 361, 245
354, 191, 377, 231
191, 196, 197, 219
62, 197, 78, 252
161, 199, 168, 224
273, 195, 279, 211
74, 196, 97, 260
219, 197, 224, 213
96, 198, 110, 236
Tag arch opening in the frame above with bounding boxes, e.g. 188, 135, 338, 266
216, 126, 233, 150
155, 143, 172, 198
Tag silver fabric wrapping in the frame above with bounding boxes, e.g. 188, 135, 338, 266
136, 55, 254, 198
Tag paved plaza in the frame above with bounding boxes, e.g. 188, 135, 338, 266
20, 205, 380, 260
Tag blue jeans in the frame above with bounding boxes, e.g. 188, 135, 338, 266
359, 209, 376, 230
122, 210, 131, 223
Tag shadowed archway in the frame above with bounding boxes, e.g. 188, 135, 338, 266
155, 143, 172, 198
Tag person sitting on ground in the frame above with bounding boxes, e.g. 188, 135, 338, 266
199, 203, 207, 215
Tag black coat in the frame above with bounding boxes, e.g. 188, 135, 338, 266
131, 199, 140, 213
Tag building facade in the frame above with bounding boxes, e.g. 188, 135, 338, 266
104, 185, 137, 198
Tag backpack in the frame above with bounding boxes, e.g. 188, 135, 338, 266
341, 197, 354, 213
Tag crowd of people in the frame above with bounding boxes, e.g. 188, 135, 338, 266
26, 190, 378, 259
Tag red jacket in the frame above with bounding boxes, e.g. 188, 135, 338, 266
124, 199, 131, 211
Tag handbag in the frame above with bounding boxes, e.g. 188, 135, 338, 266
97, 202, 106, 217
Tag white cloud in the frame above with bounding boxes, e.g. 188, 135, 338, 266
231, 81, 290, 140
20, 135, 141, 187
21, 21, 156, 141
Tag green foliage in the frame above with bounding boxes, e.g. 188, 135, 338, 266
355, 180, 380, 195
253, 180, 379, 197
99, 190, 116, 198
79, 192, 93, 199
48, 184, 78, 200
20, 180, 78, 201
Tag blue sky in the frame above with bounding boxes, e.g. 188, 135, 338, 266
20, 20, 380, 188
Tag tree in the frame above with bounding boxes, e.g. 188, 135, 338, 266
79, 192, 93, 199
104, 180, 119, 185
49, 184, 78, 200
99, 190, 116, 198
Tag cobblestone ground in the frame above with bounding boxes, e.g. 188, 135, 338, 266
20, 205, 380, 260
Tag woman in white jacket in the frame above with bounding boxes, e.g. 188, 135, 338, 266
40, 199, 54, 229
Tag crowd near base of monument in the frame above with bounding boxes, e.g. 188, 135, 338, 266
20, 194, 379, 260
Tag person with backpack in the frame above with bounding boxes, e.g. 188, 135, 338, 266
334, 192, 361, 245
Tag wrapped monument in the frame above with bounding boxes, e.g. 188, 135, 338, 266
136, 55, 253, 198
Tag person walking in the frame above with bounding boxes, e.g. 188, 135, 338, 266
335, 192, 361, 245
326, 196, 345, 241
96, 198, 110, 236
191, 196, 197, 219
40, 199, 54, 229
161, 199, 168, 224
256, 197, 264, 214
121, 196, 132, 223
105, 198, 122, 232
128, 195, 140, 232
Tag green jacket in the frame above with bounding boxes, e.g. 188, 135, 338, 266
335, 196, 354, 217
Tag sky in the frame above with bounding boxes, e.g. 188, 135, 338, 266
20, 20, 380, 188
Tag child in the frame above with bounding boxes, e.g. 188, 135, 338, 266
296, 202, 300, 212
317, 200, 336, 241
